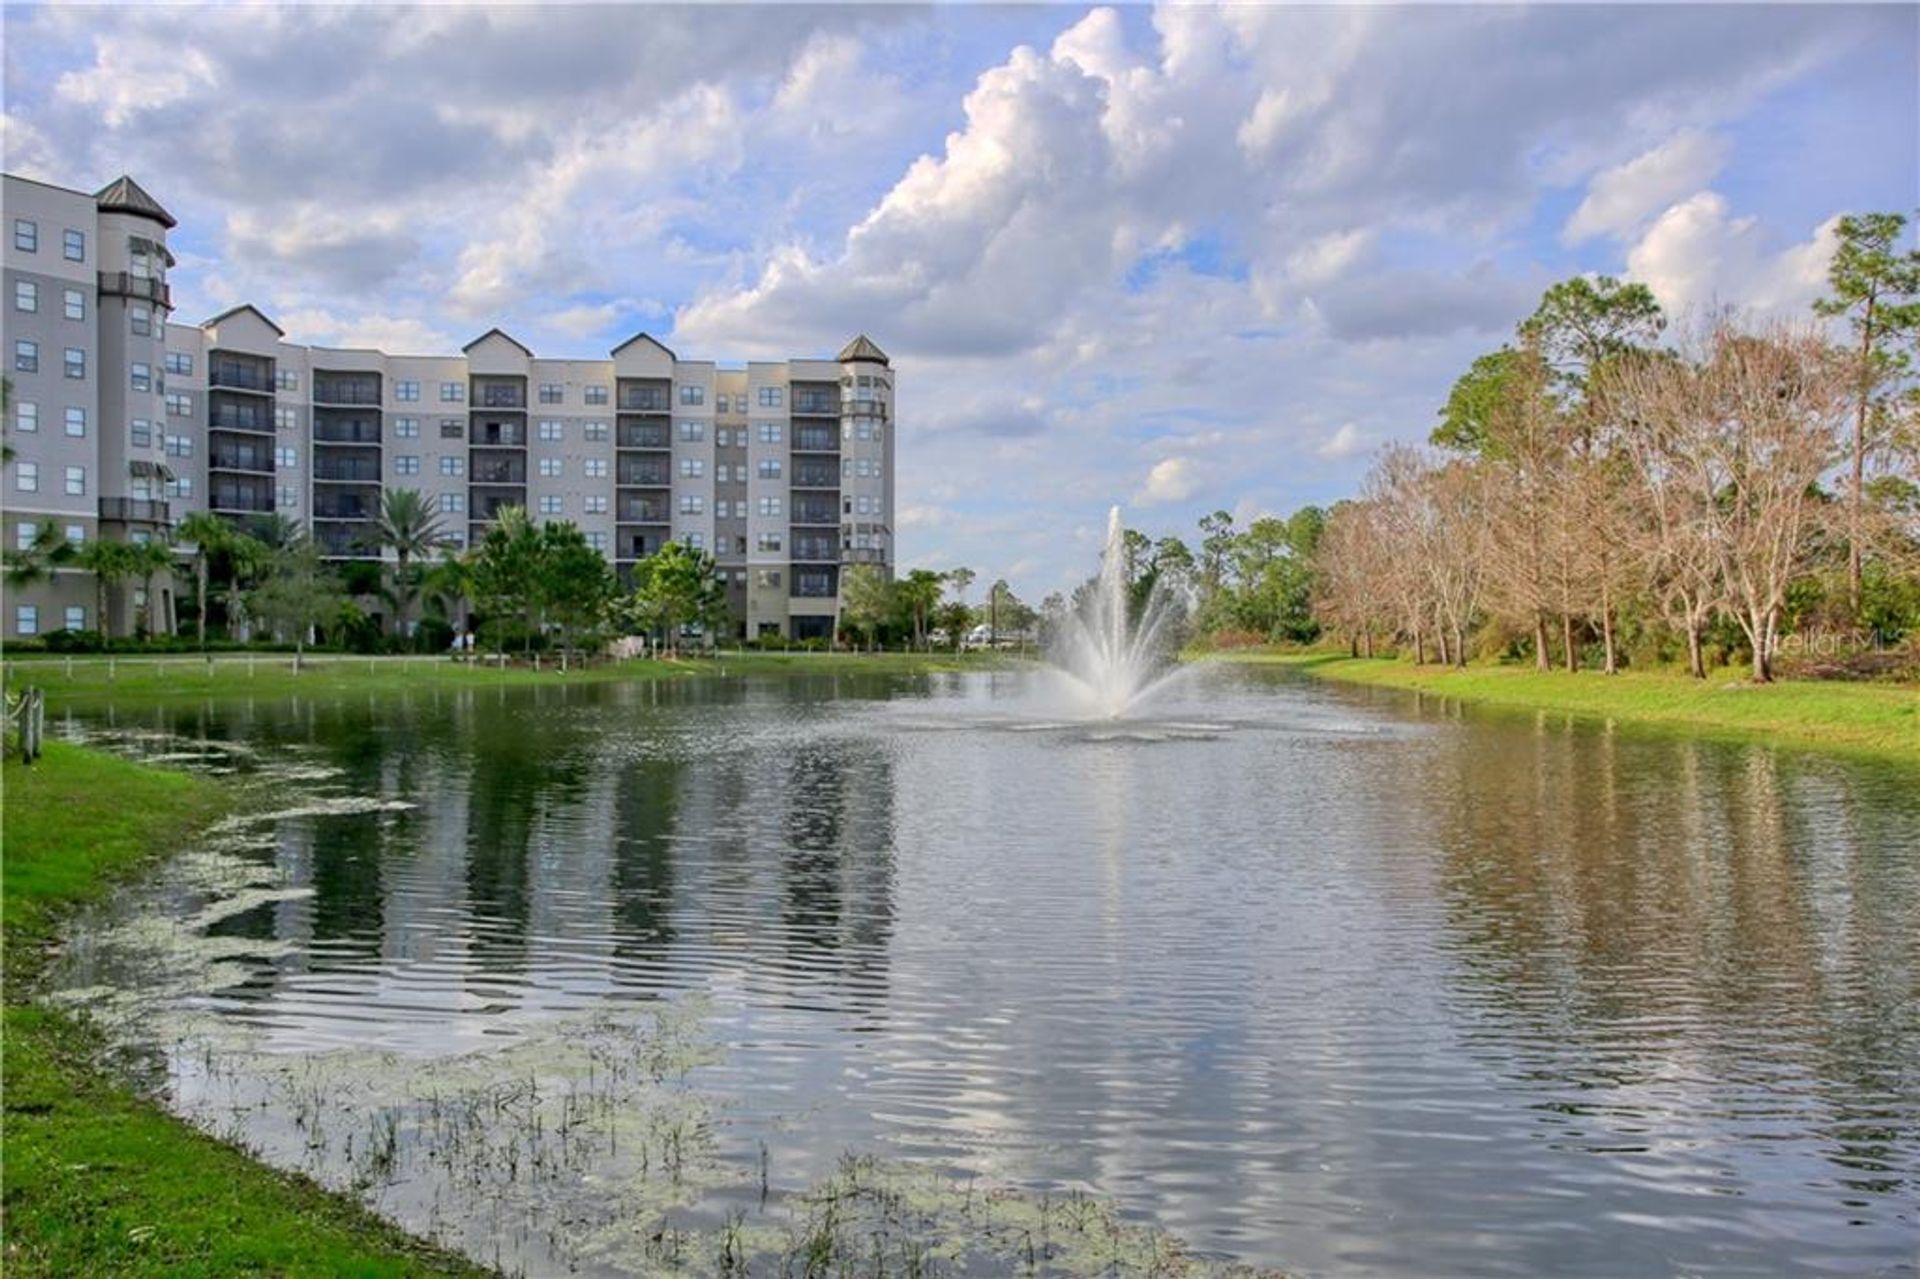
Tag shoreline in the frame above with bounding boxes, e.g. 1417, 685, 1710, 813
1221, 651, 1920, 767
1, 740, 492, 1276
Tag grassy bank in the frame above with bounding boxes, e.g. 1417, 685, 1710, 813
2, 648, 1016, 708
2, 741, 490, 1276
1236, 652, 1919, 766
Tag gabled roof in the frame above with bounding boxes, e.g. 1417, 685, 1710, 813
202, 303, 285, 337
94, 175, 177, 229
610, 331, 677, 360
461, 327, 534, 358
837, 334, 889, 366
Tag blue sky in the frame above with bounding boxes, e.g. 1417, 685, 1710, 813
4, 3, 1914, 597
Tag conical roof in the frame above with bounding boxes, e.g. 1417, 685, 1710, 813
836, 334, 889, 366
94, 175, 177, 229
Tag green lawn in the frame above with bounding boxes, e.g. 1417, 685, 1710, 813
2, 649, 1018, 708
2, 741, 490, 1277
1231, 652, 1920, 766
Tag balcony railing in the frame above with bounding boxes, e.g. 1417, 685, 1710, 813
210, 447, 274, 473
841, 546, 887, 565
476, 387, 525, 409
792, 465, 838, 488
791, 502, 838, 525
471, 422, 527, 447
471, 494, 522, 520
312, 420, 381, 444
313, 499, 373, 520
619, 389, 671, 412
617, 534, 666, 559
793, 428, 839, 451
616, 500, 669, 523
842, 397, 890, 420
472, 459, 526, 484
791, 538, 838, 562
210, 492, 274, 514
97, 271, 171, 308
791, 573, 837, 599
617, 463, 671, 487
209, 364, 275, 393
793, 393, 838, 415
617, 423, 670, 449
313, 461, 381, 483
313, 380, 381, 406
210, 406, 271, 432
97, 497, 170, 524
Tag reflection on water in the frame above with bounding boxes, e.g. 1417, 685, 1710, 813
54, 666, 1920, 1277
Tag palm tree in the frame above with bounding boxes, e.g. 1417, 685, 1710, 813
3, 521, 76, 589
133, 536, 175, 638
369, 487, 446, 641
244, 512, 303, 552
422, 546, 476, 646
76, 539, 140, 639
176, 511, 230, 649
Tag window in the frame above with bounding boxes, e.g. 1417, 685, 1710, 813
678, 495, 705, 514
586, 531, 607, 551
679, 457, 705, 478
758, 496, 782, 517
583, 494, 607, 514
756, 422, 781, 444
165, 352, 192, 375
131, 419, 152, 448
757, 533, 783, 552
538, 457, 562, 478
276, 485, 299, 510
584, 385, 609, 406
12, 220, 35, 252
685, 531, 706, 551
275, 446, 298, 469
14, 281, 36, 312
679, 420, 705, 442
15, 402, 36, 433
758, 459, 782, 479
166, 392, 193, 417
15, 522, 37, 549
14, 462, 37, 492
439, 418, 464, 439
583, 458, 607, 479
130, 305, 150, 335
164, 434, 192, 458
857, 495, 873, 515
583, 420, 608, 442
131, 362, 152, 392
14, 340, 37, 372
63, 524, 83, 545
65, 606, 85, 632
277, 369, 299, 392
64, 407, 86, 437
538, 420, 562, 442
757, 386, 783, 407
539, 495, 563, 515
64, 466, 85, 496
16, 606, 38, 636
395, 380, 420, 401
165, 476, 193, 499
63, 229, 85, 262
64, 348, 85, 379
679, 385, 705, 406
439, 381, 464, 402
394, 455, 420, 476
439, 456, 464, 477
715, 395, 731, 413
439, 493, 465, 514
539, 383, 563, 404
714, 499, 731, 519
394, 417, 419, 438
275, 407, 298, 430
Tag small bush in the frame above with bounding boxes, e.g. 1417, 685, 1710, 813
42, 629, 107, 653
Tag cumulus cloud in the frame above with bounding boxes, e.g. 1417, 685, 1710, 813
1563, 130, 1731, 244
1138, 456, 1201, 505
1626, 192, 1841, 317
1316, 423, 1370, 461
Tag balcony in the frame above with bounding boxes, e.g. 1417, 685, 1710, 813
617, 461, 671, 487
312, 418, 381, 444
470, 420, 526, 447
314, 525, 369, 557
97, 271, 171, 308
97, 496, 170, 524
842, 397, 889, 420
471, 457, 526, 485
477, 388, 525, 409
616, 498, 669, 524
792, 392, 838, 416
312, 496, 373, 520
209, 404, 272, 432
313, 459, 381, 483
313, 376, 381, 406
210, 491, 274, 515
792, 427, 839, 452
791, 569, 837, 599
617, 532, 667, 560
841, 546, 887, 565
791, 501, 838, 526
209, 445, 274, 473
209, 363, 275, 394
617, 422, 670, 449
792, 463, 838, 488
791, 537, 838, 562
470, 492, 523, 521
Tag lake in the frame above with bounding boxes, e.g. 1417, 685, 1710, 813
52, 663, 1920, 1276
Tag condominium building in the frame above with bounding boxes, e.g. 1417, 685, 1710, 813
2, 173, 896, 641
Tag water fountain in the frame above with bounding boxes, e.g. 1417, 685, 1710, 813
1047, 506, 1190, 718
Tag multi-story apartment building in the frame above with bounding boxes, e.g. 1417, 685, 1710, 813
3, 173, 896, 641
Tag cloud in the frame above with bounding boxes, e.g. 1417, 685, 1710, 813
1138, 456, 1201, 505
1316, 423, 1370, 461
1626, 192, 1840, 317
1563, 130, 1731, 244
